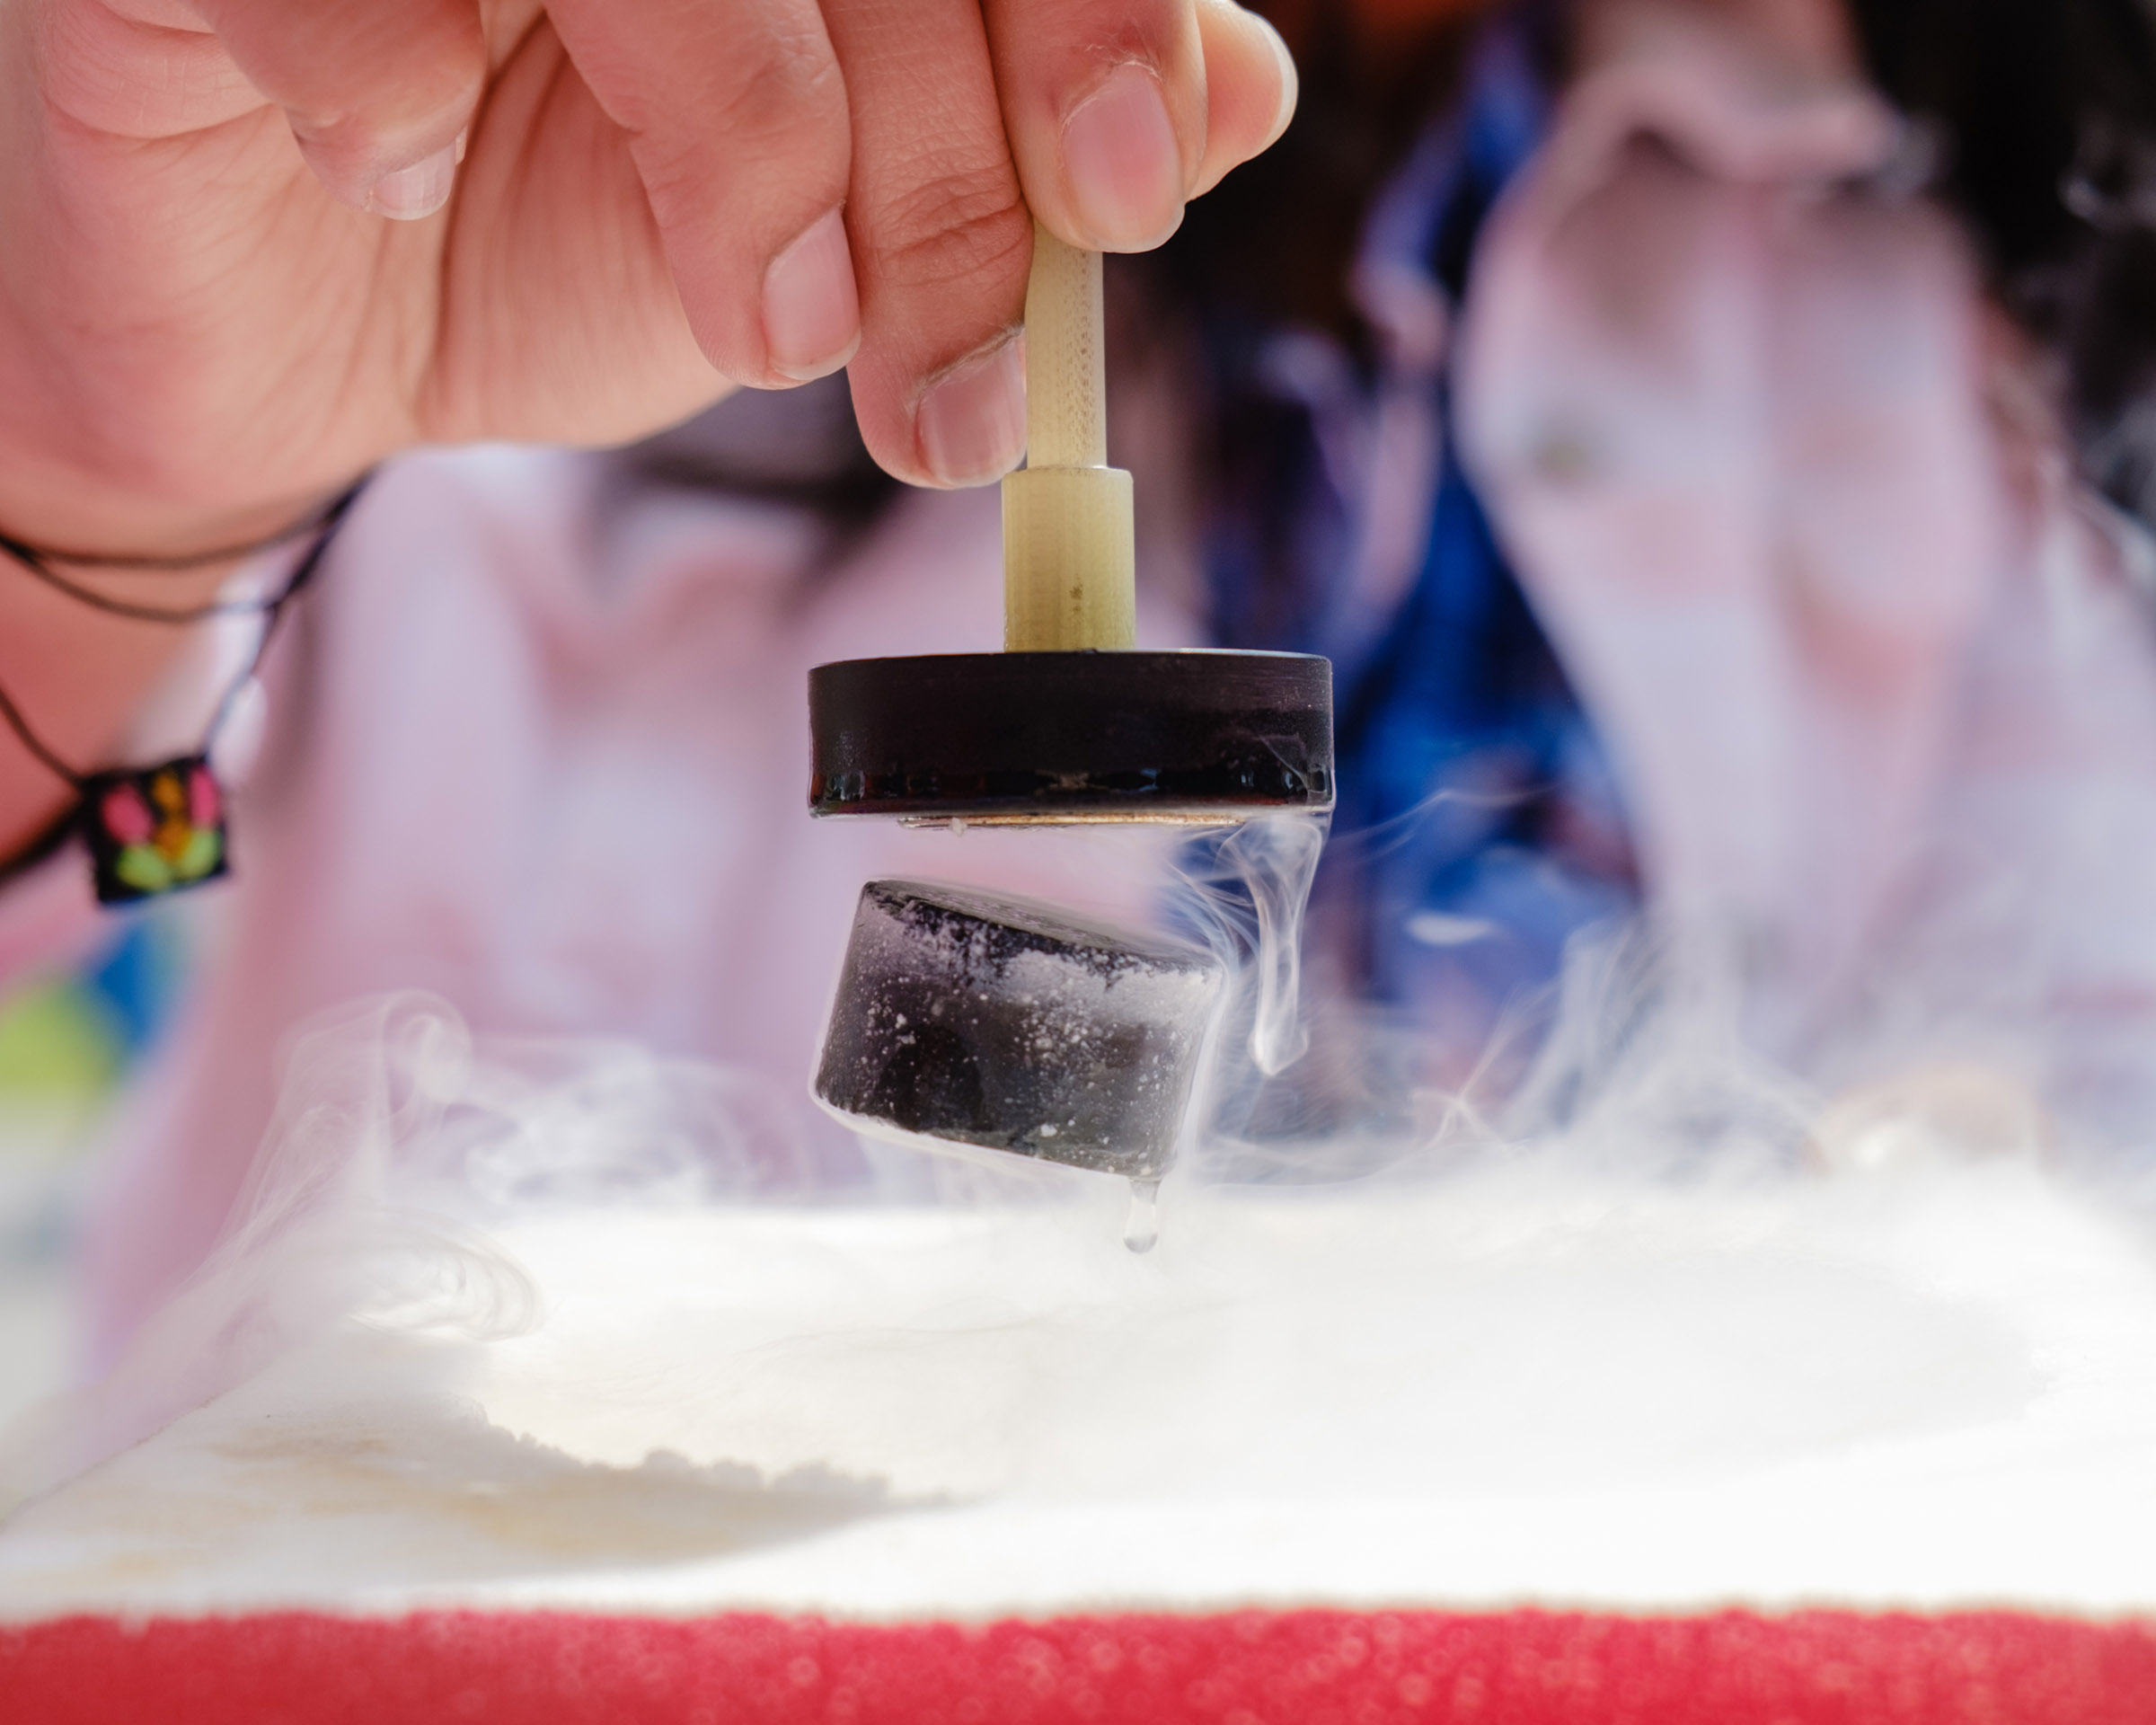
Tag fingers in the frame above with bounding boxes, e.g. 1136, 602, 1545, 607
156, 0, 1293, 485
546, 0, 861, 387
828, 0, 1293, 486
421, 18, 733, 448
183, 0, 487, 218
820, 0, 1033, 486
981, 0, 1203, 253
1190, 0, 1297, 198
982, 0, 1294, 253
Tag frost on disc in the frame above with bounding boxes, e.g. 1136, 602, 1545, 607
815, 880, 1223, 1179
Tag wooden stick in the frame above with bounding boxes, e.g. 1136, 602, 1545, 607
1003, 223, 1135, 652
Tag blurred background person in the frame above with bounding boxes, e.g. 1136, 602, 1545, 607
11, 0, 2156, 1382
1139, 0, 2156, 1164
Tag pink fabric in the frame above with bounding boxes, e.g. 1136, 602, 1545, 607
1455, 7, 2156, 1065
57, 2, 2156, 1355
0, 852, 102, 995
75, 451, 1189, 1359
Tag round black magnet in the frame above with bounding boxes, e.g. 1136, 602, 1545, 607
808, 650, 1334, 825
815, 879, 1224, 1179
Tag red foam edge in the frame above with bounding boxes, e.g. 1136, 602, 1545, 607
5, 1607, 2154, 1724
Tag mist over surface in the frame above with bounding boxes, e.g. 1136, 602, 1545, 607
5, 924, 2156, 1620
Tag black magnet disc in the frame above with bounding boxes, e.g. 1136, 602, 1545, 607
815, 879, 1223, 1179
808, 650, 1334, 825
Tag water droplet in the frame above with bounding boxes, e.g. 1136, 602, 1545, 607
1124, 1178, 1161, 1254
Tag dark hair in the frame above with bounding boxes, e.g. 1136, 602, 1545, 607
1846, 0, 2156, 520
1123, 1, 1550, 650
1146, 2, 1534, 356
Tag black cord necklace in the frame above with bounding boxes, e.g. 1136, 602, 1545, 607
0, 475, 370, 905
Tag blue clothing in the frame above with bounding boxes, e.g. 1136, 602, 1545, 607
1204, 23, 1638, 1031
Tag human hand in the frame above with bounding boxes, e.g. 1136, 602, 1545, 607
0, 0, 1295, 552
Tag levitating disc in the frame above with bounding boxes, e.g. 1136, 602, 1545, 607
814, 880, 1224, 1180
808, 650, 1334, 826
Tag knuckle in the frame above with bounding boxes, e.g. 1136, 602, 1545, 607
633, 27, 849, 226
651, 22, 842, 150
715, 26, 844, 138
871, 158, 1029, 291
44, 5, 257, 139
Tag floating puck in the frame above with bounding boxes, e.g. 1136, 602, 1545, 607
814, 880, 1224, 1179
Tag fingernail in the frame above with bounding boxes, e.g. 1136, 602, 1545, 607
763, 208, 862, 383
1063, 64, 1185, 251
1258, 16, 1299, 148
366, 137, 462, 221
917, 337, 1028, 488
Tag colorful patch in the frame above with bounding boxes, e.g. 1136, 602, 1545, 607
80, 757, 229, 906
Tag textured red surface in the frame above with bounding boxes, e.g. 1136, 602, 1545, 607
6, 1607, 2155, 1724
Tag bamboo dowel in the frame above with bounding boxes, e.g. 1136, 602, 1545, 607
1024, 225, 1107, 468
1002, 223, 1135, 652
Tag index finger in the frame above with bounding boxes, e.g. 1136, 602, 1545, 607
823, 0, 1034, 487
546, 0, 861, 387
982, 0, 1295, 252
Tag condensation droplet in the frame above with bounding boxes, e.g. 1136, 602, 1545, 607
1124, 1178, 1161, 1254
